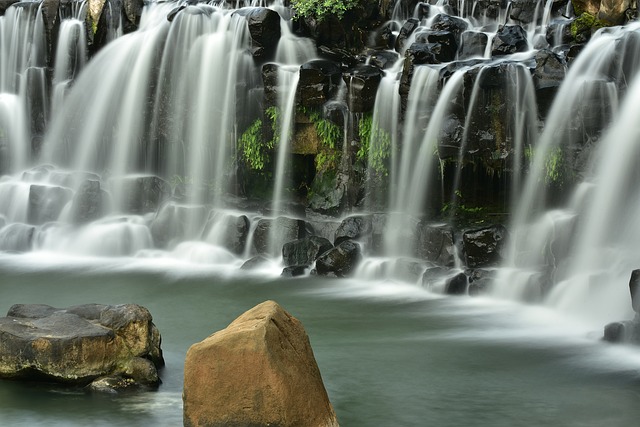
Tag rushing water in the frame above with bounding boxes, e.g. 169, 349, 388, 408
1, 255, 640, 426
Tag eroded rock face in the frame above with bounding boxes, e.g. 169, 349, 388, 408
0, 304, 163, 390
183, 300, 339, 427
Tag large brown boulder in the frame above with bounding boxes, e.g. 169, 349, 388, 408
183, 300, 339, 427
0, 304, 164, 390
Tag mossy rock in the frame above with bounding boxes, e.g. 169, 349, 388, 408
570, 12, 608, 43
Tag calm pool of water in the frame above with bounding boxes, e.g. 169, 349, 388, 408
1, 254, 640, 426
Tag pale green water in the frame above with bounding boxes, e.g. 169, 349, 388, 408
1, 254, 640, 426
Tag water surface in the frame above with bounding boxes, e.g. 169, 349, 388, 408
1, 255, 639, 426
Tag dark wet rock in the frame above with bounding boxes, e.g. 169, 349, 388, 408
252, 217, 310, 257
183, 301, 338, 427
343, 64, 384, 113
368, 49, 401, 69
399, 47, 440, 111
533, 49, 566, 89
281, 265, 308, 277
282, 236, 333, 267
240, 255, 270, 270
23, 67, 48, 143
431, 14, 469, 41
317, 45, 359, 68
297, 60, 342, 109
414, 31, 459, 63
469, 0, 506, 19
631, 269, 640, 313
546, 20, 574, 46
491, 25, 529, 56
202, 212, 250, 255
533, 49, 566, 117
0, 303, 163, 390
305, 216, 341, 243
0, 223, 35, 252
110, 175, 171, 215
458, 31, 489, 59
415, 223, 456, 266
603, 320, 640, 344
123, 0, 144, 30
445, 272, 468, 295
395, 18, 420, 52
0, 0, 19, 15
510, 0, 546, 24
603, 270, 640, 344
405, 42, 440, 65
234, 7, 281, 59
315, 240, 362, 277
309, 171, 348, 216
28, 184, 73, 225
461, 224, 508, 268
69, 180, 109, 224
262, 62, 280, 108
334, 215, 372, 246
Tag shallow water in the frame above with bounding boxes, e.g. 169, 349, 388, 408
0, 255, 639, 426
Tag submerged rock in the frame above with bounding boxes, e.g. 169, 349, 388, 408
0, 304, 163, 390
183, 300, 338, 427
282, 265, 309, 277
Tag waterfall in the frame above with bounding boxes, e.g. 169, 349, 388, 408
492, 24, 640, 325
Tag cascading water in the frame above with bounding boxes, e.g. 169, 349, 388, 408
0, 0, 637, 324
493, 24, 640, 326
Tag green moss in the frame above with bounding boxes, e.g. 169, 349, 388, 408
570, 13, 607, 40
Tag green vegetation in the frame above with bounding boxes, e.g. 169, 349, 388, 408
357, 114, 391, 176
544, 146, 564, 185
237, 106, 279, 171
300, 107, 342, 172
441, 190, 486, 225
290, 0, 362, 21
570, 13, 606, 41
